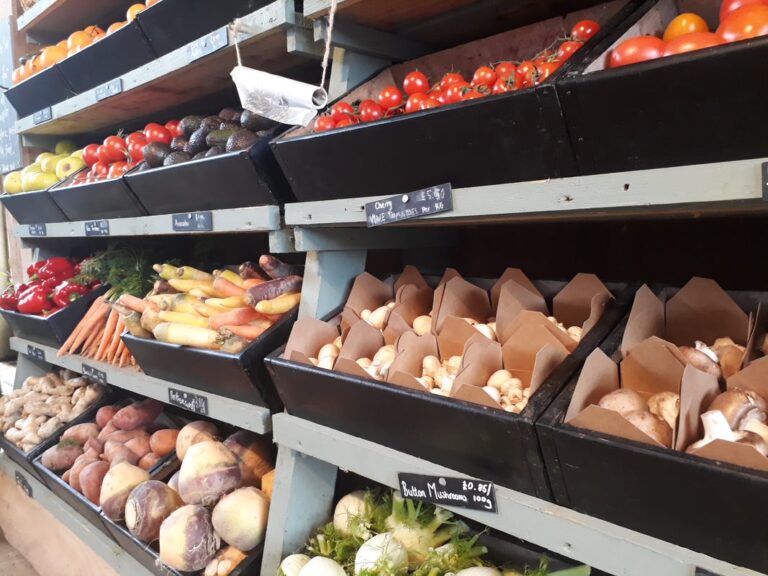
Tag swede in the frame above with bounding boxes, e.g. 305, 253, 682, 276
125, 480, 183, 543
176, 421, 219, 460
279, 554, 310, 576
298, 557, 346, 576
100, 462, 150, 520
159, 505, 219, 572
211, 487, 269, 551
354, 532, 408, 575
223, 430, 273, 487
178, 441, 241, 506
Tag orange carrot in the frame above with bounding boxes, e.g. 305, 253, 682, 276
96, 309, 119, 361
111, 340, 125, 365
62, 300, 110, 357
84, 326, 105, 357
213, 277, 244, 298
119, 346, 131, 368
209, 307, 263, 330
59, 297, 103, 356
106, 318, 124, 364
243, 278, 264, 289
222, 324, 269, 340
118, 294, 154, 314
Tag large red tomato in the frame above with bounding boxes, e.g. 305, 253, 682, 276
717, 4, 768, 41
164, 120, 182, 138
609, 36, 666, 67
103, 135, 128, 163
571, 19, 600, 41
664, 31, 725, 55
144, 123, 172, 144
719, 0, 768, 22
403, 71, 429, 95
83, 144, 100, 167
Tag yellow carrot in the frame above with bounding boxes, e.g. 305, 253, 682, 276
147, 294, 176, 309
169, 279, 217, 296
215, 269, 245, 288
206, 295, 246, 308
176, 266, 214, 281
158, 310, 209, 328
194, 303, 229, 318
153, 264, 178, 280
188, 288, 209, 298
169, 293, 203, 315
255, 292, 301, 315
153, 323, 220, 350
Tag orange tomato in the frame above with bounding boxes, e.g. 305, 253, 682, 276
107, 21, 127, 34
56, 39, 68, 50
83, 25, 105, 37
12, 66, 24, 85
38, 45, 68, 68
663, 13, 709, 41
717, 3, 768, 41
24, 56, 40, 78
127, 3, 145, 21
145, 0, 161, 5
67, 30, 93, 51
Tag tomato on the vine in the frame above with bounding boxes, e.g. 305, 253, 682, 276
443, 80, 470, 104
571, 19, 600, 41
664, 31, 724, 55
92, 161, 109, 179
471, 66, 497, 87
405, 93, 428, 113
128, 141, 145, 162
83, 144, 100, 167
314, 116, 336, 132
377, 86, 404, 110
335, 117, 358, 128
461, 89, 486, 101
535, 60, 561, 84
96, 145, 112, 164
557, 40, 583, 61
517, 61, 538, 87
420, 97, 441, 110
125, 131, 147, 147
330, 102, 355, 122
609, 36, 666, 67
717, 4, 768, 42
720, 0, 768, 22
359, 100, 385, 122
164, 120, 182, 138
494, 62, 517, 82
102, 135, 127, 163
403, 71, 429, 95
441, 72, 465, 87
107, 161, 128, 179
144, 123, 172, 145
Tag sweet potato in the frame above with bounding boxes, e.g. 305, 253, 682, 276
150, 429, 179, 457
104, 441, 139, 466
69, 453, 99, 492
41, 440, 83, 472
223, 431, 274, 487
125, 435, 152, 459
85, 437, 104, 454
112, 399, 163, 431
81, 461, 110, 505
97, 420, 119, 440
101, 462, 150, 520
96, 405, 120, 428
62, 423, 100, 445
104, 429, 148, 444
138, 452, 162, 470
62, 470, 70, 483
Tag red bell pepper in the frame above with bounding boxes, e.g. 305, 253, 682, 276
26, 260, 45, 279
52, 282, 89, 308
42, 306, 62, 317
0, 285, 19, 311
38, 257, 75, 281
17, 285, 52, 314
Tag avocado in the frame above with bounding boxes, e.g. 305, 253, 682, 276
226, 129, 259, 153
206, 128, 238, 148
219, 107, 241, 122
185, 128, 209, 156
192, 151, 208, 160
200, 116, 224, 132
218, 121, 238, 131
231, 110, 243, 126
205, 146, 224, 158
171, 136, 188, 152
179, 115, 203, 138
240, 109, 277, 132
143, 142, 171, 168
163, 151, 192, 166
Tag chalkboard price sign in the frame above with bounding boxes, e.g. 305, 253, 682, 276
188, 27, 228, 62
172, 211, 213, 232
84, 220, 110, 236
168, 388, 209, 416
366, 183, 452, 227
95, 78, 123, 101
28, 223, 47, 237
398, 473, 497, 513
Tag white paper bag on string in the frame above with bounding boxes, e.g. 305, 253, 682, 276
231, 65, 328, 127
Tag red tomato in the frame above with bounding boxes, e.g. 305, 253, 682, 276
720, 0, 768, 22
125, 131, 147, 147
717, 4, 768, 41
420, 97, 441, 110
471, 66, 497, 87
83, 144, 100, 167
535, 60, 561, 84
430, 89, 446, 105
461, 89, 486, 101
517, 61, 538, 87
103, 135, 128, 162
443, 80, 470, 104
96, 145, 112, 164
377, 86, 404, 110
609, 36, 666, 67
405, 93, 428, 113
441, 72, 465, 87
557, 40, 584, 61
92, 161, 109, 179
330, 102, 355, 122
359, 100, 384, 122
107, 161, 128, 179
128, 140, 145, 162
314, 116, 336, 132
403, 71, 429, 95
664, 31, 725, 54
494, 62, 517, 81
164, 120, 182, 137
335, 117, 358, 128
571, 19, 601, 41
144, 123, 172, 144
492, 73, 524, 94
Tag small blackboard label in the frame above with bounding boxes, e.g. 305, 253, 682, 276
32, 107, 52, 125
28, 223, 47, 237
172, 211, 213, 232
26, 345, 45, 361
168, 388, 209, 416
696, 570, 721, 576
95, 78, 123, 101
366, 183, 452, 227
82, 364, 107, 385
761, 161, 768, 201
15, 471, 32, 498
84, 219, 110, 236
398, 473, 497, 513
188, 26, 228, 62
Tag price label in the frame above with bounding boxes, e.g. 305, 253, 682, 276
398, 473, 497, 513
172, 211, 213, 232
15, 471, 32, 498
82, 364, 107, 385
366, 183, 453, 227
188, 26, 228, 62
26, 345, 45, 361
28, 223, 47, 237
168, 388, 209, 416
84, 219, 110, 236
95, 78, 123, 101
761, 161, 768, 201
696, 570, 721, 576
32, 107, 52, 125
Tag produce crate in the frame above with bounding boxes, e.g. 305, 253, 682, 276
0, 285, 109, 346
3, 65, 74, 118
57, 20, 156, 94
270, 0, 636, 202
135, 0, 267, 57
0, 189, 69, 225
123, 130, 292, 216
49, 169, 147, 221
558, 0, 768, 174
266, 275, 633, 500
536, 285, 768, 572
122, 309, 298, 407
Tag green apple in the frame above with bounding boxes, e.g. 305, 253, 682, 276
55, 156, 86, 180
54, 139, 78, 155
21, 162, 41, 176
41, 154, 68, 174
22, 171, 58, 192
3, 171, 22, 194
36, 152, 55, 164
70, 149, 84, 160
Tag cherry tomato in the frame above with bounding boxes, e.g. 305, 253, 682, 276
571, 19, 601, 41
314, 116, 336, 132
717, 4, 768, 41
92, 161, 109, 179
461, 89, 486, 101
377, 86, 404, 110
663, 13, 709, 41
144, 123, 172, 145
420, 97, 441, 110
405, 93, 428, 113
164, 120, 182, 138
664, 31, 724, 55
83, 144, 100, 167
517, 61, 538, 87
107, 161, 128, 179
357, 100, 383, 122
471, 66, 497, 87
330, 102, 355, 123
403, 71, 430, 95
429, 89, 446, 105
128, 140, 145, 162
441, 72, 465, 87
96, 145, 112, 164
535, 60, 561, 84
103, 135, 128, 162
443, 80, 470, 104
335, 117, 358, 128
494, 62, 516, 81
125, 131, 147, 147
609, 36, 666, 67
720, 0, 768, 22
557, 40, 583, 61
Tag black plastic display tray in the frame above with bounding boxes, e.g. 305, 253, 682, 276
0, 285, 108, 346
123, 132, 291, 216
3, 65, 74, 118
558, 0, 768, 174
57, 20, 156, 94
135, 0, 266, 57
122, 309, 297, 408
0, 190, 69, 224
50, 170, 147, 220
536, 288, 768, 572
266, 280, 632, 500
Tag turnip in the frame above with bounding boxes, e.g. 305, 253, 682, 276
159, 505, 219, 572
279, 554, 310, 576
176, 421, 219, 460
298, 556, 346, 576
211, 487, 269, 551
354, 532, 408, 575
454, 568, 501, 576
100, 462, 150, 520
178, 441, 241, 506
125, 480, 183, 543
333, 491, 371, 539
